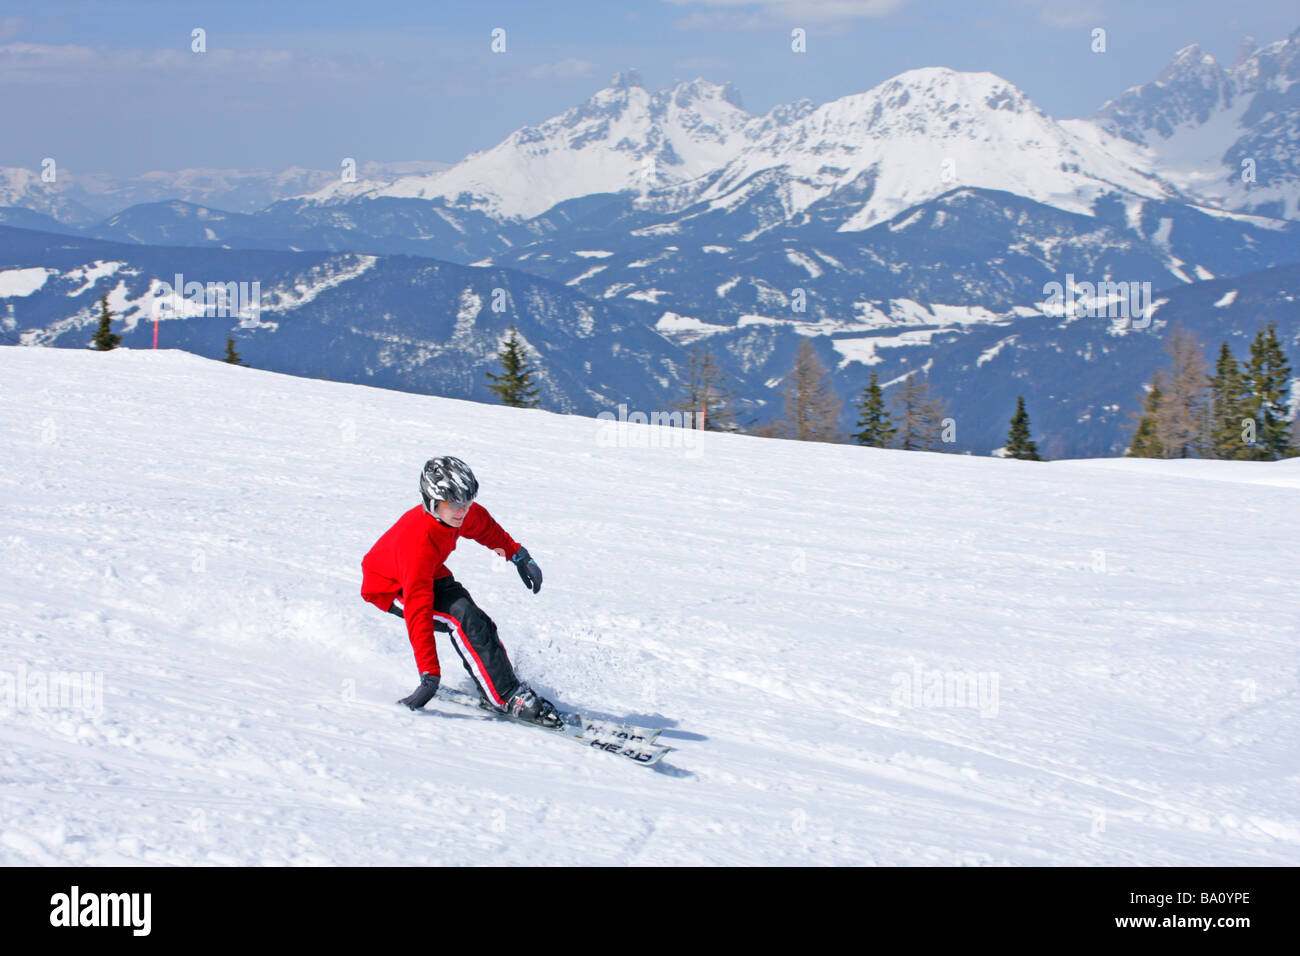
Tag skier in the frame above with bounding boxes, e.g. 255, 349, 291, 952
360, 456, 557, 725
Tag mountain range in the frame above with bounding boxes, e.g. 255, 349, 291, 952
2, 28, 1298, 456
0, 161, 451, 221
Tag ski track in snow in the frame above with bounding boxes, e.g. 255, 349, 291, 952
1, 348, 1297, 866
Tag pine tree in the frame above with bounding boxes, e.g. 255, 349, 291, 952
1128, 373, 1165, 458
223, 335, 243, 366
1208, 341, 1251, 459
91, 294, 121, 351
1154, 324, 1210, 459
889, 373, 946, 451
1243, 321, 1294, 460
850, 372, 896, 447
674, 346, 737, 431
770, 339, 842, 441
485, 325, 541, 408
1005, 395, 1043, 460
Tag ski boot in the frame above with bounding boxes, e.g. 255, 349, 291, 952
502, 681, 562, 728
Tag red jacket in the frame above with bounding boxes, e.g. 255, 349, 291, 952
361, 503, 520, 675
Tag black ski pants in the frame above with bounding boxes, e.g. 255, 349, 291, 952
391, 575, 521, 708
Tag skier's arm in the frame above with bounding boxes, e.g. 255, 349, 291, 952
460, 502, 521, 560
463, 503, 541, 593
397, 534, 444, 676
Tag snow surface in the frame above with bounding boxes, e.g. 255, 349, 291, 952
261, 255, 378, 314
977, 336, 1017, 367
1, 347, 1297, 866
654, 312, 729, 339
64, 262, 126, 299
566, 265, 607, 286
0, 268, 52, 298
831, 331, 939, 368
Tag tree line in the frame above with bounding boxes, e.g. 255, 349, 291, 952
1127, 321, 1296, 461
486, 326, 1044, 459
89, 302, 1295, 463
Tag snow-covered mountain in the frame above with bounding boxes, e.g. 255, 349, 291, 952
95, 162, 452, 214
2, 345, 1297, 865
680, 67, 1181, 233
1092, 29, 1300, 220
0, 167, 102, 224
302, 68, 1182, 234
307, 71, 753, 219
0, 161, 450, 220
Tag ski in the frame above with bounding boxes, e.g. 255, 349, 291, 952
431, 687, 673, 766
580, 734, 671, 766
566, 714, 662, 745
437, 686, 663, 744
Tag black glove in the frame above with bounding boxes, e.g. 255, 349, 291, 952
512, 545, 542, 594
398, 672, 440, 710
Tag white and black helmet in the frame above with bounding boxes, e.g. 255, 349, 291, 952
420, 456, 479, 513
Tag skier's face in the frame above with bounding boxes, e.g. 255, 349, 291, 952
435, 499, 472, 526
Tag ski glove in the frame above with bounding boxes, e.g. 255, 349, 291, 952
512, 545, 542, 594
398, 672, 440, 710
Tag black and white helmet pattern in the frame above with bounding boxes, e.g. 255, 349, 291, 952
420, 456, 479, 513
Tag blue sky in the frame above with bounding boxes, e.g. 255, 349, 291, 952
1, 0, 1296, 176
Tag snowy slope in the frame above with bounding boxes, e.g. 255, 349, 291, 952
1, 347, 1297, 865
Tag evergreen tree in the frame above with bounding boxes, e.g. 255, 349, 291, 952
91, 294, 121, 351
1005, 395, 1043, 460
223, 335, 243, 366
850, 372, 896, 447
889, 373, 946, 451
1128, 373, 1165, 458
1208, 341, 1251, 459
485, 325, 541, 408
776, 339, 843, 442
674, 346, 737, 431
1243, 321, 1294, 460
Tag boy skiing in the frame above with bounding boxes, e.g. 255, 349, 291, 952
360, 456, 557, 725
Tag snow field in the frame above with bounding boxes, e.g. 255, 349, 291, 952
1, 347, 1297, 865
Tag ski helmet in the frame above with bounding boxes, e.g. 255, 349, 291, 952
420, 456, 479, 513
